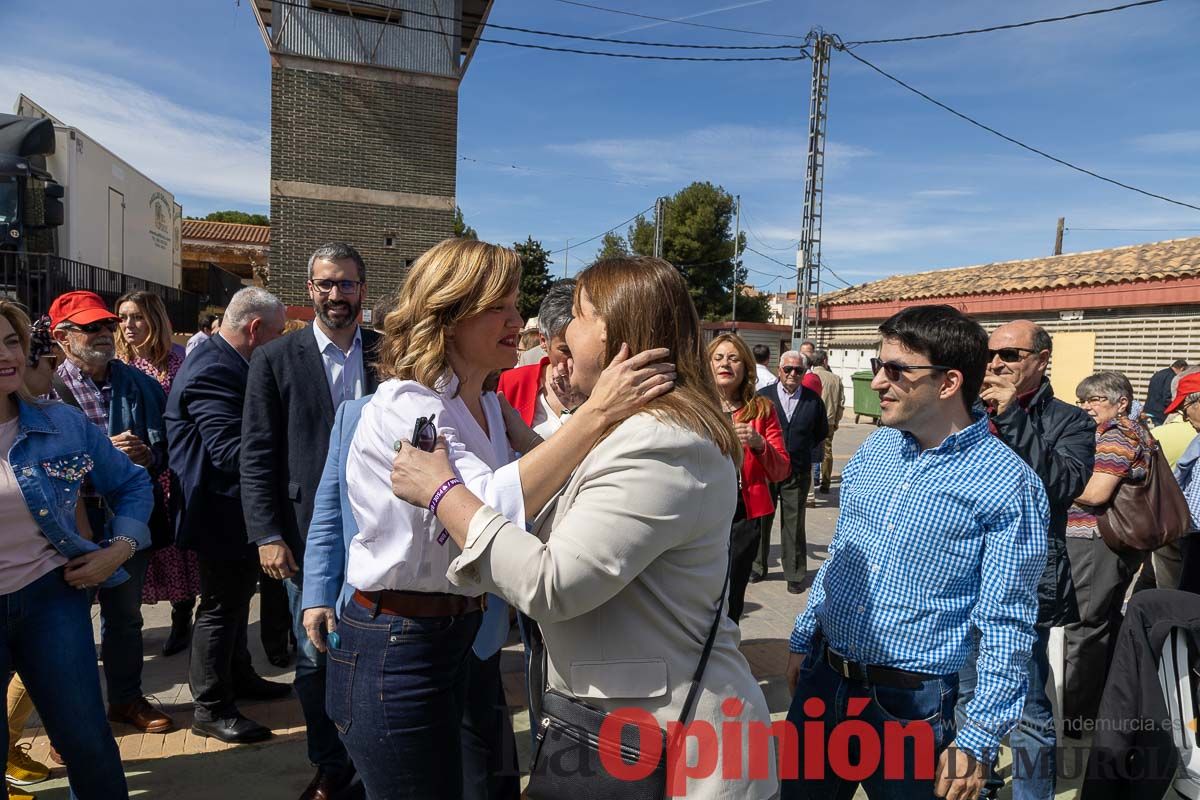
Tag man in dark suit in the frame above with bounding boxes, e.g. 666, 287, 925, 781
754, 350, 828, 594
241, 242, 381, 800
165, 287, 291, 743
1145, 358, 1189, 426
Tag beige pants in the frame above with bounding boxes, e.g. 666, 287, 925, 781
6, 672, 35, 746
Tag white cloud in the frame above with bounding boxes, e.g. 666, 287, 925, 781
0, 63, 268, 206
1132, 131, 1200, 155
548, 125, 871, 185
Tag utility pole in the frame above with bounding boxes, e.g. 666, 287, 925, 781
653, 197, 665, 259
731, 194, 740, 328
1054, 217, 1065, 256
565, 238, 570, 278
794, 32, 831, 349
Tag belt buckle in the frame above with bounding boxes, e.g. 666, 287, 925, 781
841, 658, 851, 679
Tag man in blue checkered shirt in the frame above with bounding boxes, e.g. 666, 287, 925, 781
781, 305, 1049, 800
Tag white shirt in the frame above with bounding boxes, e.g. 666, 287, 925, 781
531, 392, 565, 439
312, 323, 365, 408
776, 381, 799, 422
185, 331, 209, 356
345, 374, 525, 594
755, 364, 777, 390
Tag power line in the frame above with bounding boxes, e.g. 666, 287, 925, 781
1067, 226, 1200, 232
740, 209, 799, 251
548, 205, 654, 255
844, 0, 1168, 46
545, 0, 809, 41
744, 245, 796, 270
839, 47, 1200, 213
269, 0, 808, 61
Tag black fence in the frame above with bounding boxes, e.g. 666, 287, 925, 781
0, 252, 201, 333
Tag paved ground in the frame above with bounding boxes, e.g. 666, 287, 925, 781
16, 419, 1083, 798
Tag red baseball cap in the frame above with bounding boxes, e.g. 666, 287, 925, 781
1165, 372, 1200, 416
49, 291, 119, 330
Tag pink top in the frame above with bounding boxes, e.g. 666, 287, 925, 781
0, 416, 68, 594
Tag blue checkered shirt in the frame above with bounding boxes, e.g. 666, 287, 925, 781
790, 412, 1048, 765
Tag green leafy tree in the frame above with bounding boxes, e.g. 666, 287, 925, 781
453, 206, 478, 240
514, 236, 554, 320
191, 210, 269, 226
596, 231, 630, 260
628, 182, 767, 322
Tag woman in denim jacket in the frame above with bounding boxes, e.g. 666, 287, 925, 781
0, 300, 153, 800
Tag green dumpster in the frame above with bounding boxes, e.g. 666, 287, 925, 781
851, 370, 881, 424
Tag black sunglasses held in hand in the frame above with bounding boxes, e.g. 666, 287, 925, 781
870, 357, 952, 382
411, 414, 437, 453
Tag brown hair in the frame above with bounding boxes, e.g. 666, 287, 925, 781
575, 256, 740, 463
0, 299, 34, 403
115, 290, 174, 368
377, 238, 522, 390
282, 318, 309, 336
707, 333, 774, 423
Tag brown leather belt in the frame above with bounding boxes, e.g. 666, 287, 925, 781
353, 589, 483, 618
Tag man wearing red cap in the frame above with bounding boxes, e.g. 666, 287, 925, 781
1165, 374, 1200, 593
49, 290, 173, 734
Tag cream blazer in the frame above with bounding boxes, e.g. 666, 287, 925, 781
448, 413, 779, 800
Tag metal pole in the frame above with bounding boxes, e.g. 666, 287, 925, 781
794, 32, 831, 350
653, 197, 665, 259
731, 194, 740, 327
565, 238, 570, 278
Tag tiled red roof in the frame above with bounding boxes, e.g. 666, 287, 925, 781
181, 220, 269, 245
821, 236, 1200, 306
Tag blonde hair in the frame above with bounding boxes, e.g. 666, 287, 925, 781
378, 238, 522, 390
115, 290, 174, 368
707, 333, 774, 423
575, 256, 741, 464
0, 300, 34, 403
282, 318, 309, 336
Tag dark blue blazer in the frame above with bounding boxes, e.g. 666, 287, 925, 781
758, 383, 829, 473
164, 334, 254, 558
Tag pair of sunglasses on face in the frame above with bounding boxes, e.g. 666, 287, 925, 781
67, 320, 118, 334
870, 346, 1040, 382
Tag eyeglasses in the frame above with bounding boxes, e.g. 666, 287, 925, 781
780, 366, 804, 375
411, 414, 437, 453
1076, 396, 1110, 407
987, 347, 1039, 364
870, 357, 951, 382
309, 279, 363, 296
66, 320, 118, 334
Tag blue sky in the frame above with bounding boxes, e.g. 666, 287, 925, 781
4, 0, 1199, 293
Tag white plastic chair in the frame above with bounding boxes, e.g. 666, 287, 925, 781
1157, 628, 1200, 798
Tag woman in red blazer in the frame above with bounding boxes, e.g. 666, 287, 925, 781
708, 333, 791, 623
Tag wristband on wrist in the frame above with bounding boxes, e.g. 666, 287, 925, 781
428, 477, 463, 516
110, 535, 139, 559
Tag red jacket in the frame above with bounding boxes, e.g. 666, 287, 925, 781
738, 406, 791, 519
497, 358, 547, 426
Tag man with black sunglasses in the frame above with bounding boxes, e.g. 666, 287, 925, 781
783, 305, 1049, 800
48, 290, 173, 735
955, 319, 1095, 800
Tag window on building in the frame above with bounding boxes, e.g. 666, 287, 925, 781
310, 0, 403, 24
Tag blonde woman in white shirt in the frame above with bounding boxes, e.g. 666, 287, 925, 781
323, 238, 675, 799
391, 256, 779, 800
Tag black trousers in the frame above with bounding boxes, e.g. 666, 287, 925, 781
190, 554, 261, 721
258, 573, 292, 656
727, 513, 761, 623
461, 649, 520, 800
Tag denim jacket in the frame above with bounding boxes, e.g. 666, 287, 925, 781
9, 397, 154, 588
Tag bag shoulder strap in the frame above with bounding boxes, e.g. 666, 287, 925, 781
51, 375, 82, 410
675, 551, 732, 727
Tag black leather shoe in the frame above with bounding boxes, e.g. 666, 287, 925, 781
191, 715, 272, 744
266, 649, 293, 668
161, 609, 191, 657
748, 572, 765, 584
787, 581, 804, 594
235, 674, 292, 701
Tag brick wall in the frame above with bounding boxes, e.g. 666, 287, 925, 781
269, 196, 454, 304
270, 63, 458, 305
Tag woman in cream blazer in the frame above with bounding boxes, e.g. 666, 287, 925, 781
391, 256, 779, 800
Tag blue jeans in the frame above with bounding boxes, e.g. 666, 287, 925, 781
327, 596, 481, 799
2, 570, 128, 799
284, 576, 351, 772
782, 637, 957, 800
95, 547, 150, 705
956, 627, 1056, 800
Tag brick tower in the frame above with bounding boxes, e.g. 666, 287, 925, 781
250, 0, 493, 306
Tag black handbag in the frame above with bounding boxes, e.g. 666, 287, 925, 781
524, 556, 731, 800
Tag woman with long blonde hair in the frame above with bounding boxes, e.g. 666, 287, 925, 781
707, 333, 790, 623
114, 290, 199, 655
390, 256, 779, 799
320, 239, 673, 798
